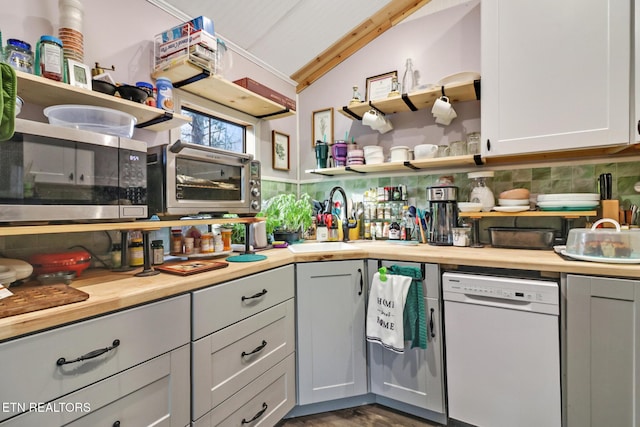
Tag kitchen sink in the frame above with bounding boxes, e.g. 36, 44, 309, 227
287, 241, 361, 253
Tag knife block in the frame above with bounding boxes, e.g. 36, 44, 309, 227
600, 199, 620, 227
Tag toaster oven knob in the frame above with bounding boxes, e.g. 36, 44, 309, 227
251, 200, 260, 210
251, 187, 260, 197
250, 179, 257, 186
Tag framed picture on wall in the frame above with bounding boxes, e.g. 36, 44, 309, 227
312, 108, 333, 146
365, 71, 397, 101
272, 130, 290, 171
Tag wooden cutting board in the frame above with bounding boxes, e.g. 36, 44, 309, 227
0, 284, 89, 319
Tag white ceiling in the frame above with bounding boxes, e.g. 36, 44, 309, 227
147, 0, 468, 80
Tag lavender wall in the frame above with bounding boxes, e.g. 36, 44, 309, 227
1, 0, 298, 180
298, 1, 481, 178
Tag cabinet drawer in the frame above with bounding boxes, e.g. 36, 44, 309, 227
2, 344, 190, 427
192, 265, 294, 339
192, 299, 295, 420
193, 353, 296, 427
0, 294, 190, 422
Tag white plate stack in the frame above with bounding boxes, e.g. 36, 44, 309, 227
494, 198, 530, 212
537, 193, 600, 211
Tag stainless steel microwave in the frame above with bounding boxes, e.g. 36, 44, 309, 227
147, 140, 261, 217
0, 119, 148, 222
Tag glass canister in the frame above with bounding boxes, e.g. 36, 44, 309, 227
35, 35, 65, 81
5, 39, 34, 74
467, 132, 481, 155
468, 171, 495, 212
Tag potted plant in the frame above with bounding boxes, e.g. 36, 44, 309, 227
259, 193, 313, 243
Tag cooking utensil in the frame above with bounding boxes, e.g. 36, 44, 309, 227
28, 250, 91, 277
489, 227, 556, 250
599, 173, 612, 199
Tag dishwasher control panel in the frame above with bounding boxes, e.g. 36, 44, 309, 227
443, 272, 559, 306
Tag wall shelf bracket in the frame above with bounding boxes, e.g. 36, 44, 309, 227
136, 111, 174, 128
401, 93, 418, 111
173, 69, 212, 88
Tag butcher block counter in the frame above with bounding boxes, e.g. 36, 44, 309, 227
1, 241, 638, 342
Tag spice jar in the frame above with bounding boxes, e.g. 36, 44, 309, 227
5, 39, 34, 74
221, 228, 232, 251
111, 243, 122, 269
129, 238, 144, 267
468, 171, 495, 212
35, 35, 65, 81
171, 228, 183, 254
136, 81, 156, 107
151, 240, 164, 265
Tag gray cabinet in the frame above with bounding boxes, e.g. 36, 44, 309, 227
296, 260, 367, 405
566, 274, 640, 427
367, 261, 445, 417
191, 265, 296, 424
0, 294, 191, 426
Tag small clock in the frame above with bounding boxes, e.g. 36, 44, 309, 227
66, 59, 91, 90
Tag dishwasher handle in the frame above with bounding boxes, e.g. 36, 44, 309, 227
443, 291, 559, 315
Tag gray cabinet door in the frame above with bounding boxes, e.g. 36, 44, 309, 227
566, 274, 640, 427
368, 261, 444, 414
296, 260, 367, 405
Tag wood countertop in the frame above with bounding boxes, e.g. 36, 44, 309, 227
1, 241, 638, 342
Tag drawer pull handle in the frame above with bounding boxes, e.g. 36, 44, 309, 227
56, 339, 121, 366
241, 289, 267, 301
358, 268, 363, 295
241, 402, 268, 424
241, 340, 268, 358
429, 308, 436, 338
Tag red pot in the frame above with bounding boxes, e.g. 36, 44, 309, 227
28, 250, 91, 277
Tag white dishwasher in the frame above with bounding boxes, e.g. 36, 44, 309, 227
442, 272, 561, 427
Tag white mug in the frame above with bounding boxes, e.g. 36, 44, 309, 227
431, 96, 452, 118
435, 107, 457, 126
437, 145, 450, 157
362, 110, 379, 127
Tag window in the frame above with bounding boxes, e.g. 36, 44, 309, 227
179, 106, 246, 153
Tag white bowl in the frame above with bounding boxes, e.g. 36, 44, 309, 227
390, 146, 409, 162
414, 144, 438, 159
44, 104, 137, 138
498, 198, 530, 206
458, 202, 483, 212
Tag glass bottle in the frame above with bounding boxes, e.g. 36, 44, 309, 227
401, 58, 415, 94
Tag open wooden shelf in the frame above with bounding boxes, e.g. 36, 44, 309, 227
152, 59, 295, 120
306, 154, 483, 176
459, 210, 597, 219
16, 71, 191, 131
0, 217, 264, 237
339, 79, 480, 120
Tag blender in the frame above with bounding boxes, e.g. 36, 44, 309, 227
426, 186, 458, 245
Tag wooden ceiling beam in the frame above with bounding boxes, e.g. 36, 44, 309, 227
291, 0, 432, 93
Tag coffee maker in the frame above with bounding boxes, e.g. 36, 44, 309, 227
426, 186, 458, 245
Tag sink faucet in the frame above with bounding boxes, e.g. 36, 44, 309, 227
327, 186, 350, 241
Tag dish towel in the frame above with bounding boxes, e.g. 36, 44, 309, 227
366, 270, 413, 353
389, 264, 427, 350
0, 63, 16, 141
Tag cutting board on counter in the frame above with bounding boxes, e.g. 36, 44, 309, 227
0, 284, 89, 319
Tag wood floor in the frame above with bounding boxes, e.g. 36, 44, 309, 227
275, 404, 442, 427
